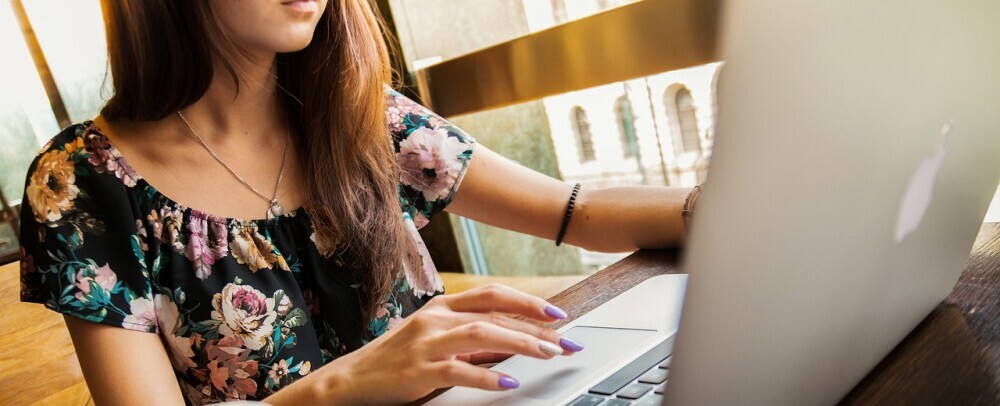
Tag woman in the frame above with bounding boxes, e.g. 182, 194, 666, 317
18, 0, 692, 404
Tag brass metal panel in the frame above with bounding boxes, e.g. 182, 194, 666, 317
419, 0, 721, 117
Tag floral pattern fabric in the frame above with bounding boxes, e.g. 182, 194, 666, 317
19, 88, 475, 404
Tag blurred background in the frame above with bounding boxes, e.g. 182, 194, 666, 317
0, 0, 997, 275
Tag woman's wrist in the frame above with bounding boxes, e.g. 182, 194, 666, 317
263, 360, 356, 405
312, 367, 356, 405
681, 185, 703, 234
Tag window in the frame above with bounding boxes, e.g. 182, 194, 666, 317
665, 85, 701, 155
615, 95, 638, 159
549, 0, 568, 24
571, 106, 596, 162
0, 0, 123, 262
385, 0, 716, 276
20, 0, 109, 123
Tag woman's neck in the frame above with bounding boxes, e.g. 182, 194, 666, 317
179, 53, 286, 143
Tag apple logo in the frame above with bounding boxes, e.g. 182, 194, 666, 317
894, 120, 954, 243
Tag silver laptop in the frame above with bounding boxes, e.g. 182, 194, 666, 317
428, 0, 1000, 404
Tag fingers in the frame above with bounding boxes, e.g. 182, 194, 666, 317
425, 360, 521, 392
455, 312, 575, 352
425, 321, 566, 361
440, 284, 568, 323
466, 313, 585, 355
458, 352, 511, 365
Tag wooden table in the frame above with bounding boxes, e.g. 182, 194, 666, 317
842, 223, 1000, 405
424, 223, 1000, 404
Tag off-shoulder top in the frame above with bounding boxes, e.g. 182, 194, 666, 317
18, 88, 475, 404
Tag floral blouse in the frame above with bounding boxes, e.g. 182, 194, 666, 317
18, 88, 475, 404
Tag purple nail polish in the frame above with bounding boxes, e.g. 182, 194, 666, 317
498, 376, 520, 389
544, 304, 568, 320
560, 336, 585, 352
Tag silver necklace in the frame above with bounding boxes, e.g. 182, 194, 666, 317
177, 111, 289, 220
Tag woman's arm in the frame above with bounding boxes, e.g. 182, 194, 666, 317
64, 317, 186, 405
446, 146, 690, 252
66, 285, 576, 406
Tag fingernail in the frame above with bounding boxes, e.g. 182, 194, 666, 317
559, 336, 585, 352
499, 376, 520, 389
539, 341, 564, 356
544, 304, 567, 320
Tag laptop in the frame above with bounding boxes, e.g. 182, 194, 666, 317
427, 0, 1000, 404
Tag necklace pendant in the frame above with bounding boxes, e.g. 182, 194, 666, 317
267, 199, 284, 220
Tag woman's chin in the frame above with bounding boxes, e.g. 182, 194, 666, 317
257, 34, 315, 54
271, 25, 321, 53
275, 41, 313, 54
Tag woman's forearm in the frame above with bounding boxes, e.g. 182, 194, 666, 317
262, 364, 350, 405
563, 186, 691, 252
445, 146, 691, 252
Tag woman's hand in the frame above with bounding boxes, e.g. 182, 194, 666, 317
270, 284, 584, 405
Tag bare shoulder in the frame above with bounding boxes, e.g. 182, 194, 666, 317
91, 115, 178, 169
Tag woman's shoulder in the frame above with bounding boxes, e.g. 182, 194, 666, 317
24, 121, 139, 226
30, 121, 138, 184
381, 87, 477, 228
31, 121, 106, 164
33, 122, 88, 157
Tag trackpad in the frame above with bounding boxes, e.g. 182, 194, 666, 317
428, 326, 658, 405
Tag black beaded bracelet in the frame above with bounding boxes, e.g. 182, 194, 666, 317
555, 183, 582, 246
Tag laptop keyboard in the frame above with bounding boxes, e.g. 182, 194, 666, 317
566, 338, 672, 406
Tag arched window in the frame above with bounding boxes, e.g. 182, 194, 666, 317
571, 106, 596, 162
598, 0, 627, 9
675, 88, 701, 154
550, 0, 567, 24
615, 96, 639, 159
665, 86, 701, 155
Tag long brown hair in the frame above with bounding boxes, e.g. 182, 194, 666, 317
100, 0, 416, 319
